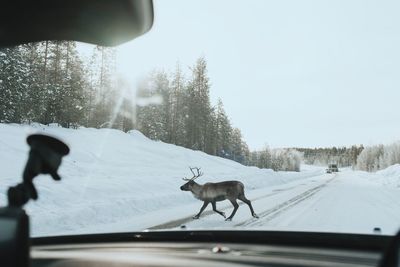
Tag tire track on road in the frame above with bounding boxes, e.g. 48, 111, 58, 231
235, 174, 337, 227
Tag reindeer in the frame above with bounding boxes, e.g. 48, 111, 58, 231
180, 167, 258, 221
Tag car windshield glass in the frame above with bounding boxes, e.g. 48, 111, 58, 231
2, 0, 400, 237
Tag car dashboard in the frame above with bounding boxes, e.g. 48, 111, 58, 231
31, 231, 388, 267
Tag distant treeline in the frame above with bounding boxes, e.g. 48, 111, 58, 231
294, 146, 364, 167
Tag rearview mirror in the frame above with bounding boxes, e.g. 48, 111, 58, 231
0, 0, 154, 47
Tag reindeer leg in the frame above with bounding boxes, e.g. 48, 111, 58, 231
225, 199, 239, 221
239, 195, 259, 219
193, 201, 209, 219
212, 201, 226, 218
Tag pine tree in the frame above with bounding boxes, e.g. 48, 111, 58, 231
153, 70, 171, 142
185, 57, 212, 151
215, 99, 232, 157
136, 71, 169, 140
89, 46, 117, 128
169, 63, 187, 146
61, 42, 87, 127
21, 43, 46, 123
0, 46, 30, 123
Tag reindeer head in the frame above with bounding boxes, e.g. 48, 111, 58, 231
180, 167, 203, 191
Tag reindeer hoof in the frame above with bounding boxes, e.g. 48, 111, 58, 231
225, 218, 232, 221
221, 212, 226, 218
253, 214, 259, 219
193, 215, 200, 219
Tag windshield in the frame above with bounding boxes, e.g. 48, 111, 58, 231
2, 0, 400, 237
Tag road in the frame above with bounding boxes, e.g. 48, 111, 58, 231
149, 170, 400, 235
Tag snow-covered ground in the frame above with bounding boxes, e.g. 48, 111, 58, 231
0, 123, 323, 236
1, 123, 400, 236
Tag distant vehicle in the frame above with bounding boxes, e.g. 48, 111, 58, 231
326, 164, 339, 173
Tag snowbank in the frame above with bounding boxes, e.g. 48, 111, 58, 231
0, 123, 323, 236
371, 164, 400, 187
353, 164, 400, 188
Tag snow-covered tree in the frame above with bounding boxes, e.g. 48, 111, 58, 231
185, 57, 213, 152
169, 63, 187, 146
357, 142, 400, 172
0, 46, 30, 123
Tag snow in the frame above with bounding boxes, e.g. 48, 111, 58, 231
2, 123, 400, 237
350, 164, 400, 188
0, 123, 323, 236
373, 164, 400, 187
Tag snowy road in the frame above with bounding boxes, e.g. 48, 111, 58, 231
150, 170, 400, 235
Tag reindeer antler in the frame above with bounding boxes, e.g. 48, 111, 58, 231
182, 167, 203, 181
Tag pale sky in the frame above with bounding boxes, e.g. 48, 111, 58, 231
96, 0, 400, 149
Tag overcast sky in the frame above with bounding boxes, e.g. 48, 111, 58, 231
105, 0, 400, 150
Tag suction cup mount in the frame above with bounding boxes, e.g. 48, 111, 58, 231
7, 134, 70, 207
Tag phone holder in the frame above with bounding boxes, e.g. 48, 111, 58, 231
8, 134, 69, 207
0, 134, 69, 267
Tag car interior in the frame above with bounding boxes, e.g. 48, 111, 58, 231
1, 1, 400, 267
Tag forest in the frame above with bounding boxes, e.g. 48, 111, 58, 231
3, 42, 399, 173
0, 42, 254, 167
